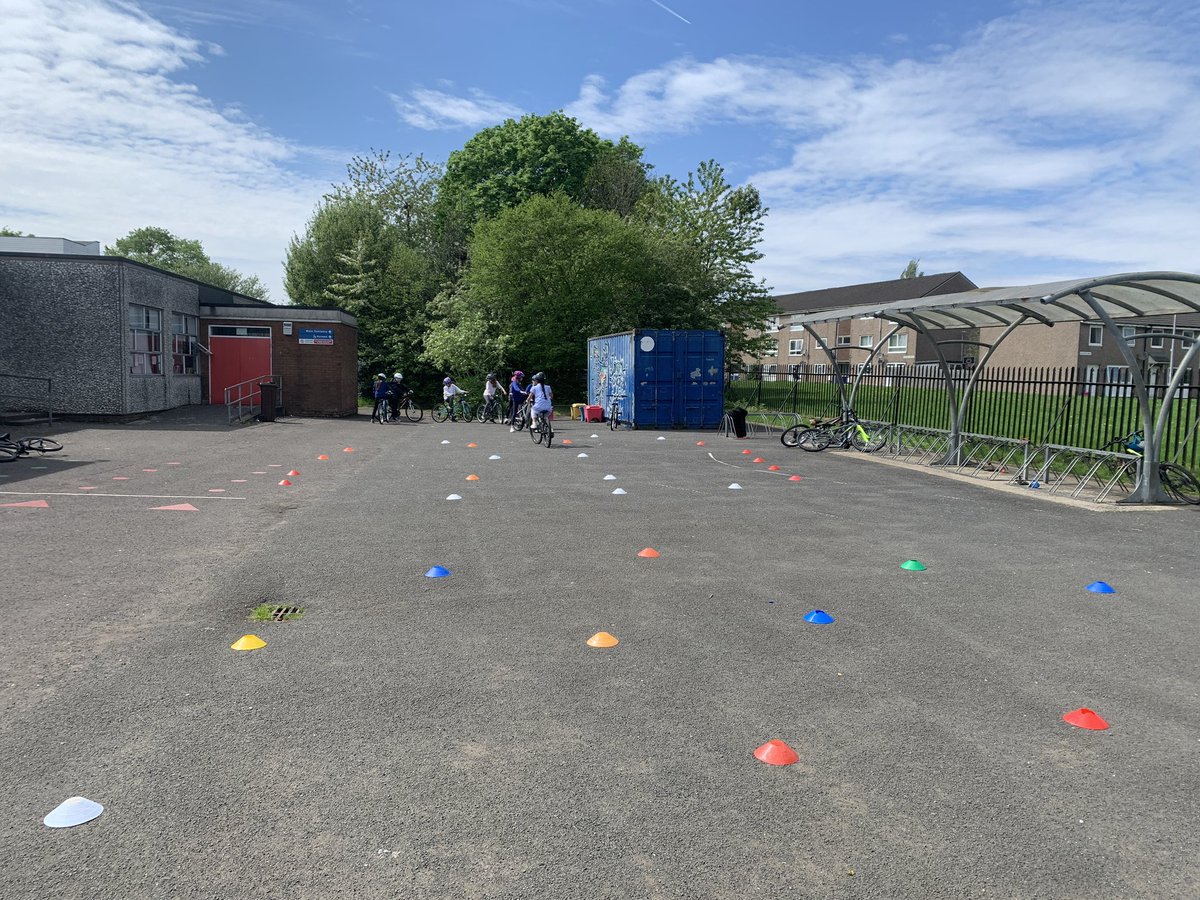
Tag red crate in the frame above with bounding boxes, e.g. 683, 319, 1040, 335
584, 405, 604, 423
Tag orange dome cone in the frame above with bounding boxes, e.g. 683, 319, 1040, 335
768, 465, 780, 471
343, 447, 354, 452
754, 739, 799, 766
287, 469, 300, 476
696, 440, 706, 446
586, 631, 619, 648
467, 442, 477, 448
465, 474, 480, 481
752, 457, 765, 463
637, 547, 660, 558
317, 454, 329, 460
1063, 708, 1110, 730
789, 475, 802, 481
741, 449, 752, 455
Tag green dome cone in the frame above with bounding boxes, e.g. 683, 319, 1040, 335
900, 559, 927, 571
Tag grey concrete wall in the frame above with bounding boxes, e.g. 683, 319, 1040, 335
0, 256, 125, 413
119, 263, 202, 413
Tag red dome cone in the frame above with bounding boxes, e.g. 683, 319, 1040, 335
768, 464, 780, 471
754, 739, 799, 766
287, 469, 300, 477
637, 547, 660, 558
788, 475, 802, 481
1063, 708, 1110, 730
278, 479, 292, 486
741, 449, 752, 455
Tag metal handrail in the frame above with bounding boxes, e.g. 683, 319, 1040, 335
225, 374, 282, 425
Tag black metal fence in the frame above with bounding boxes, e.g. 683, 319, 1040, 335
725, 366, 1200, 471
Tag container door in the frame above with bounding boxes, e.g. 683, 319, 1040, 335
676, 331, 725, 428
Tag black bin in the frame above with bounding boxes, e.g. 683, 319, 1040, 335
729, 407, 748, 438
258, 382, 278, 422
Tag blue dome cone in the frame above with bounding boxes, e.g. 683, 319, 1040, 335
1086, 580, 1115, 594
424, 565, 451, 578
804, 609, 835, 624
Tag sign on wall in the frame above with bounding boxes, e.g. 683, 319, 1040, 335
298, 328, 334, 345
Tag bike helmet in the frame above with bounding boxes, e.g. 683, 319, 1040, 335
393, 372, 402, 378
486, 373, 496, 380
376, 373, 385, 378
513, 370, 524, 378
532, 372, 545, 383
443, 377, 452, 385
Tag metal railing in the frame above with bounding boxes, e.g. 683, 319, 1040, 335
0, 374, 53, 424
225, 374, 282, 425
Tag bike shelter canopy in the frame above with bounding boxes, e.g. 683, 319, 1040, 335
788, 272, 1200, 503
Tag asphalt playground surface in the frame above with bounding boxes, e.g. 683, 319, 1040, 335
1, 407, 1197, 899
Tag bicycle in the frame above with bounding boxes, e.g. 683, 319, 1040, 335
530, 410, 554, 447
781, 411, 890, 453
1100, 431, 1200, 504
431, 396, 472, 423
608, 397, 623, 431
477, 395, 506, 424
0, 432, 64, 462
392, 394, 424, 423
511, 397, 532, 432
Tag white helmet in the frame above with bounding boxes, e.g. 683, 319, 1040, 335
393, 372, 402, 378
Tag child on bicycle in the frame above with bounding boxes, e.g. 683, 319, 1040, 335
508, 370, 527, 431
443, 376, 467, 421
529, 372, 553, 428
371, 373, 390, 422
482, 373, 507, 420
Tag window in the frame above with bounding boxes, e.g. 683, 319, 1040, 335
129, 304, 162, 375
171, 313, 198, 375
885, 363, 905, 374
790, 316, 804, 331
765, 316, 780, 333
1122, 325, 1137, 344
209, 325, 271, 337
836, 335, 851, 346
812, 363, 828, 375
1088, 324, 1104, 347
857, 363, 872, 374
887, 333, 908, 353
1181, 329, 1196, 342
859, 335, 873, 348
764, 345, 778, 357
788, 339, 805, 356
1150, 327, 1165, 349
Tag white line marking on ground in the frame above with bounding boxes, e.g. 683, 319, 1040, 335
0, 491, 247, 501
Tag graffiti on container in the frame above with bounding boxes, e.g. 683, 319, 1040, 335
592, 344, 628, 405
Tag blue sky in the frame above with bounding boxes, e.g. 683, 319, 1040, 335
3, 0, 1199, 302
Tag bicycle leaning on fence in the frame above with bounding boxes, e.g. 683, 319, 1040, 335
0, 432, 64, 463
780, 410, 891, 453
1100, 431, 1200, 504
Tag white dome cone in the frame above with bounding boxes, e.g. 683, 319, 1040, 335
728, 483, 743, 490
611, 488, 627, 495
577, 452, 588, 458
440, 440, 450, 445
44, 796, 104, 828
488, 455, 502, 460
657, 436, 666, 441
590, 433, 599, 438
603, 474, 617, 480
446, 493, 462, 500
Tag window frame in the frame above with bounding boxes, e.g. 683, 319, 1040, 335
129, 304, 163, 376
887, 332, 909, 354
836, 335, 851, 347
1149, 327, 1165, 350
788, 339, 805, 356
170, 312, 199, 375
1088, 324, 1104, 347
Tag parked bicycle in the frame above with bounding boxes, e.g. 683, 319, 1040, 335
530, 409, 554, 447
431, 396, 473, 423
780, 410, 890, 453
1100, 431, 1200, 504
0, 432, 64, 463
608, 397, 623, 431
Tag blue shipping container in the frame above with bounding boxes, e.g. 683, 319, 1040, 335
587, 329, 725, 429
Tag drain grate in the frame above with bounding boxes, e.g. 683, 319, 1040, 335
250, 602, 305, 622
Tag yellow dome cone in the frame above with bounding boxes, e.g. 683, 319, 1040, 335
587, 631, 619, 648
231, 634, 267, 651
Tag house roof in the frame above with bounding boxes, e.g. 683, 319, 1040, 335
791, 272, 1200, 330
772, 272, 977, 315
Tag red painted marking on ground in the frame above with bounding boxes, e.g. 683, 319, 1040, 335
143, 468, 158, 472
208, 489, 227, 493
79, 486, 97, 491
231, 479, 248, 483
151, 503, 200, 511
112, 476, 130, 481
166, 462, 181, 466
251, 471, 267, 475
1, 499, 49, 508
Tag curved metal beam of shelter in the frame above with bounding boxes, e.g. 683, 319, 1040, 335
792, 272, 1200, 503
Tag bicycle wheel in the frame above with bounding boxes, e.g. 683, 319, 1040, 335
403, 401, 424, 423
797, 428, 833, 452
609, 406, 618, 431
20, 437, 63, 453
850, 425, 888, 453
780, 425, 803, 448
1160, 463, 1200, 504
531, 417, 543, 444
544, 418, 553, 448
431, 403, 449, 423
0, 444, 19, 463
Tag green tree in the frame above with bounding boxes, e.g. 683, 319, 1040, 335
901, 258, 924, 279
423, 193, 683, 391
0, 227, 32, 236
105, 226, 269, 299
636, 160, 775, 362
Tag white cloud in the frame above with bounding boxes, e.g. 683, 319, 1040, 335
0, 0, 334, 301
562, 0, 1200, 291
392, 87, 526, 130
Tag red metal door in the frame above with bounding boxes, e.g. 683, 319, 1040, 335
209, 329, 272, 404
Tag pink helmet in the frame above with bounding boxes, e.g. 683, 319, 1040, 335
513, 370, 524, 378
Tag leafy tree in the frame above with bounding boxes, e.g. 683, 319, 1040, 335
105, 226, 269, 299
423, 193, 684, 391
901, 258, 924, 279
636, 160, 775, 362
0, 227, 32, 236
